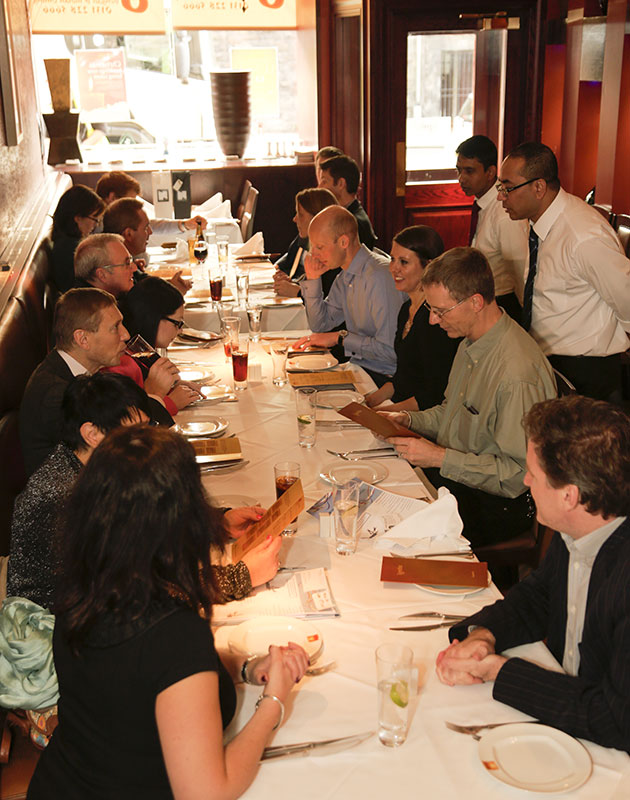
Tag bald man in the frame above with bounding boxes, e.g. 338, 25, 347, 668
294, 206, 402, 385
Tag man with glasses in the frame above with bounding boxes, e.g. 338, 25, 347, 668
103, 198, 191, 295
74, 233, 137, 298
383, 247, 556, 548
497, 141, 630, 401
455, 135, 528, 321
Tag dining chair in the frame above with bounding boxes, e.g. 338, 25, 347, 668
553, 368, 576, 397
236, 179, 252, 222
592, 203, 613, 223
240, 184, 259, 241
474, 521, 554, 593
614, 213, 630, 257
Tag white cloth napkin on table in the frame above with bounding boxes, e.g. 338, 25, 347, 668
195, 192, 223, 213
373, 487, 470, 555
234, 231, 265, 255
202, 199, 232, 219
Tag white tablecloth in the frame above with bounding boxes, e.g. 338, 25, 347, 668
172, 339, 630, 800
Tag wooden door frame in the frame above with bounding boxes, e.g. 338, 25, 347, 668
365, 0, 545, 249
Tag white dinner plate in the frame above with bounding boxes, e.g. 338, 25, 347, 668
320, 460, 389, 486
213, 494, 259, 509
260, 297, 304, 307
414, 566, 491, 597
178, 368, 214, 383
316, 389, 364, 409
478, 723, 592, 793
200, 384, 231, 399
179, 327, 222, 342
226, 617, 323, 662
287, 354, 339, 372
177, 418, 228, 438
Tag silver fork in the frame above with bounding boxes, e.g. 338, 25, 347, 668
327, 448, 395, 458
306, 661, 337, 676
445, 721, 538, 740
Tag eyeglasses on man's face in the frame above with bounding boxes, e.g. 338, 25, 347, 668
163, 316, 185, 330
496, 177, 542, 196
423, 296, 472, 319
102, 257, 135, 270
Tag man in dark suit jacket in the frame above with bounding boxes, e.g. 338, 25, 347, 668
19, 288, 129, 475
436, 395, 630, 751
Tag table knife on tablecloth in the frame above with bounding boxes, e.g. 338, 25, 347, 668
261, 731, 373, 761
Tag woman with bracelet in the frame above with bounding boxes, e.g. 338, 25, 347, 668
28, 426, 308, 800
365, 225, 460, 412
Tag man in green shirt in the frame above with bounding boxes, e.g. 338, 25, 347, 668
384, 247, 556, 546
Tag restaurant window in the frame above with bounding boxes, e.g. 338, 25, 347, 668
406, 32, 476, 178
31, 26, 305, 162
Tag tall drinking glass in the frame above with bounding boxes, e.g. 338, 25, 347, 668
246, 304, 262, 342
236, 268, 250, 308
125, 334, 160, 370
332, 481, 361, 555
273, 461, 300, 536
231, 335, 249, 391
217, 235, 229, 274
375, 644, 413, 747
270, 340, 289, 386
296, 387, 317, 448
221, 316, 240, 363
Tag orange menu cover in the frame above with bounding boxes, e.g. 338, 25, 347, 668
380, 556, 488, 587
338, 402, 421, 439
231, 479, 305, 561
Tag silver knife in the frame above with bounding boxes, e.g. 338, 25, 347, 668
398, 612, 467, 620
199, 460, 249, 474
389, 621, 456, 631
261, 731, 373, 761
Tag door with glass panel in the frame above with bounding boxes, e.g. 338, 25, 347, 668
365, 0, 542, 251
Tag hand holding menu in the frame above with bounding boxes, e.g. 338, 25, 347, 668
338, 402, 421, 438
232, 479, 305, 561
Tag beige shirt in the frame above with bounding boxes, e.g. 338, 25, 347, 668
560, 517, 625, 676
473, 187, 529, 301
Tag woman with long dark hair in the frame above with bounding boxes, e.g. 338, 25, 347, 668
50, 185, 106, 293
366, 225, 460, 411
27, 426, 307, 799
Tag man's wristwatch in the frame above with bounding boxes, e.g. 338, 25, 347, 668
337, 329, 348, 347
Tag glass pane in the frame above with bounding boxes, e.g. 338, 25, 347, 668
406, 32, 476, 174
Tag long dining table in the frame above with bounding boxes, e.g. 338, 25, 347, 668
173, 335, 630, 800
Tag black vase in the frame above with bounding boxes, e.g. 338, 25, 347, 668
211, 71, 251, 159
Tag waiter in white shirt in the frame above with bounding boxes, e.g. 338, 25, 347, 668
456, 135, 528, 321
498, 141, 630, 401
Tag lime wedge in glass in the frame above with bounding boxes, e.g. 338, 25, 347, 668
390, 681, 409, 708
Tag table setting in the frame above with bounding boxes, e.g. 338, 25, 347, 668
167, 331, 630, 799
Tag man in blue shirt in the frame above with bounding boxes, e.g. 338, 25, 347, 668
295, 206, 402, 385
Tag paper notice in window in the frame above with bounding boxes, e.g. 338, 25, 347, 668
231, 479, 304, 562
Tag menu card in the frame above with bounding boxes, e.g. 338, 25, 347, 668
232, 479, 305, 561
190, 437, 242, 464
338, 402, 421, 439
289, 370, 356, 389
380, 556, 488, 588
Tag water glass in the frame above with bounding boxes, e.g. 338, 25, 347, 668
217, 235, 229, 271
221, 315, 240, 362
274, 461, 301, 536
246, 304, 262, 342
236, 269, 250, 308
375, 644, 413, 747
270, 340, 289, 386
295, 387, 317, 448
125, 334, 160, 370
231, 335, 249, 391
332, 481, 361, 555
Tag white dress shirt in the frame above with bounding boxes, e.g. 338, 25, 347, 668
560, 517, 625, 676
528, 188, 630, 356
472, 187, 529, 301
57, 350, 90, 377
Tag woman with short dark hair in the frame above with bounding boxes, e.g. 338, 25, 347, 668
50, 185, 106, 293
27, 426, 308, 800
366, 225, 460, 411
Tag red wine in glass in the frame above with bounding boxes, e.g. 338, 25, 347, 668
194, 240, 208, 263
232, 351, 248, 383
210, 279, 223, 302
129, 350, 160, 370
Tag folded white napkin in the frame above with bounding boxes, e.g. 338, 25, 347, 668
195, 192, 223, 213
202, 199, 232, 219
234, 231, 265, 255
373, 487, 470, 555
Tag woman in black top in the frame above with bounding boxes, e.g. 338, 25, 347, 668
28, 426, 308, 800
366, 225, 460, 411
50, 185, 105, 293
